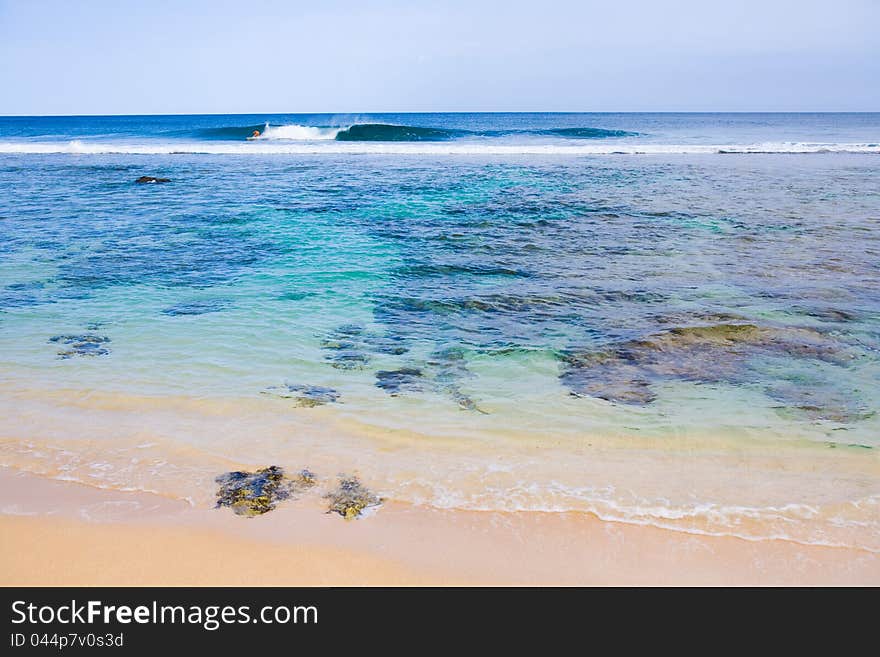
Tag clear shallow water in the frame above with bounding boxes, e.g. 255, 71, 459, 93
0, 114, 878, 549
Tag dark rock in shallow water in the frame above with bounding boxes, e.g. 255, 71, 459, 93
49, 333, 111, 359
649, 311, 748, 326
321, 324, 410, 367
375, 368, 423, 395
321, 338, 358, 351
135, 176, 171, 184
325, 476, 382, 519
215, 466, 316, 517
561, 322, 855, 413
262, 383, 341, 407
793, 307, 860, 323
427, 347, 487, 413
565, 365, 657, 405
335, 324, 364, 336
326, 350, 370, 370
362, 334, 409, 356
161, 299, 229, 316
321, 324, 371, 369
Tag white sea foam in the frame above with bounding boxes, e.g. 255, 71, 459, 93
1, 140, 879, 155
258, 123, 342, 140
407, 480, 880, 552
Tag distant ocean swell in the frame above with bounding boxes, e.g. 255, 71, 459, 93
3, 119, 878, 154
194, 122, 639, 142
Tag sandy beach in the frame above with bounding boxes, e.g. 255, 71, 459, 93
2, 467, 877, 586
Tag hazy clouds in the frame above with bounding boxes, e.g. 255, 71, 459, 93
1, 0, 877, 114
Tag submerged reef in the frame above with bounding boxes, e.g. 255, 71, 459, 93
427, 347, 487, 413
262, 383, 341, 407
325, 476, 382, 519
561, 322, 866, 420
321, 324, 371, 370
321, 324, 409, 369
215, 466, 316, 517
321, 323, 484, 409
375, 368, 423, 396
49, 333, 111, 359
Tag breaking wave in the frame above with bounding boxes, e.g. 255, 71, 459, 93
261, 123, 340, 140
190, 122, 636, 142
194, 122, 464, 142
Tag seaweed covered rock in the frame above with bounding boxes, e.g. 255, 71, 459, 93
49, 333, 111, 359
262, 383, 341, 407
215, 466, 291, 517
296, 469, 318, 487
215, 466, 294, 517
325, 476, 382, 519
561, 322, 857, 414
135, 176, 171, 184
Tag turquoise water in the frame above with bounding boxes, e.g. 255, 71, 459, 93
0, 114, 878, 548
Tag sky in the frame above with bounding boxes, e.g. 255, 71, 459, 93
1, 0, 878, 115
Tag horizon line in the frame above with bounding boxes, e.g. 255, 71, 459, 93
2, 110, 880, 119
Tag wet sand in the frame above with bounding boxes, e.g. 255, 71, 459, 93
1, 468, 877, 586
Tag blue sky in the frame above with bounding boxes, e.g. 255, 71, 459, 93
1, 0, 878, 114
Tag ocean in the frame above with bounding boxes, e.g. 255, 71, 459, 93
0, 113, 878, 550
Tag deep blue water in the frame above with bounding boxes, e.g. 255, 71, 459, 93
1, 112, 879, 152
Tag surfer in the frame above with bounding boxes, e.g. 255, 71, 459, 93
248, 129, 261, 140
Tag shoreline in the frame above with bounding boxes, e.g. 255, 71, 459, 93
2, 467, 877, 586
2, 381, 878, 555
